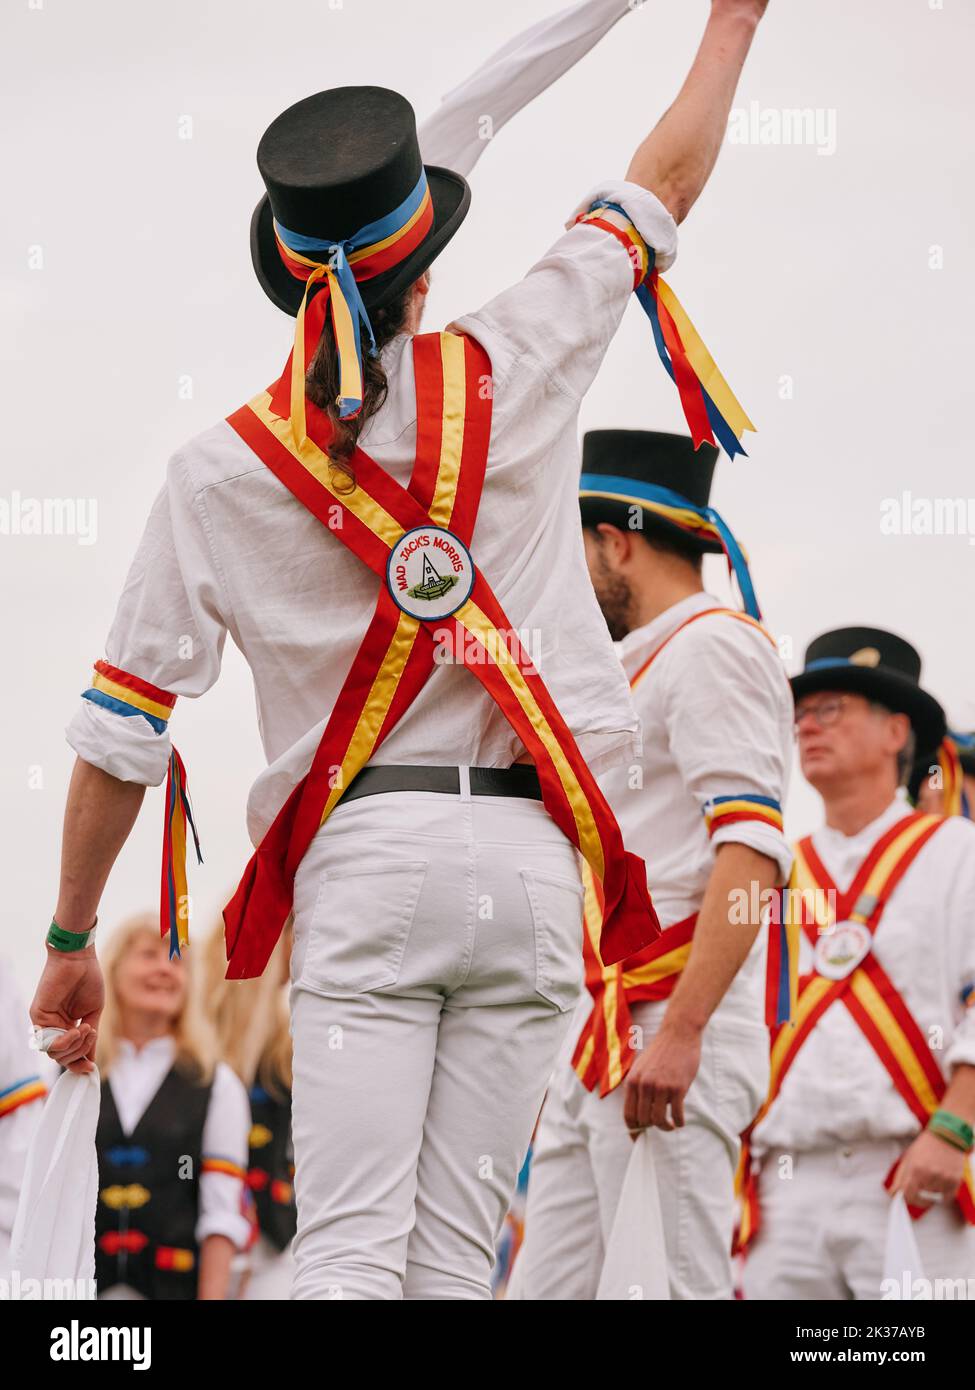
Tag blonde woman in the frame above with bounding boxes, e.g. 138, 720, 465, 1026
200, 916, 296, 1300
93, 916, 251, 1300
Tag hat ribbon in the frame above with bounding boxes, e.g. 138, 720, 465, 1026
272, 170, 433, 447
578, 473, 761, 620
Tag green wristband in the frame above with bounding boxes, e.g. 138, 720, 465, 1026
927, 1109, 974, 1153
46, 917, 97, 953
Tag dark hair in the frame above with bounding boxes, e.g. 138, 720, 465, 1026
640, 527, 704, 574
305, 286, 413, 488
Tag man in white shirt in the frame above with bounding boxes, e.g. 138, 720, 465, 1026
742, 626, 975, 1300
30, 0, 773, 1299
511, 428, 793, 1300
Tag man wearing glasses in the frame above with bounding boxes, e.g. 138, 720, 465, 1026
741, 627, 975, 1300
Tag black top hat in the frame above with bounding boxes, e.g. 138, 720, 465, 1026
791, 626, 946, 753
251, 86, 470, 317
579, 430, 722, 554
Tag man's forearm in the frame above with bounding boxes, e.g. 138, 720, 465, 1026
197, 1234, 235, 1300
626, 0, 767, 222
53, 756, 146, 934
663, 841, 778, 1034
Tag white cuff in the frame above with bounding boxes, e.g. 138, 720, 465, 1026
195, 1203, 254, 1253
568, 179, 679, 271
711, 822, 794, 886
65, 700, 171, 787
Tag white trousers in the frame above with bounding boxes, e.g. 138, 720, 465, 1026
286, 786, 585, 1300
510, 997, 770, 1299
743, 1139, 975, 1300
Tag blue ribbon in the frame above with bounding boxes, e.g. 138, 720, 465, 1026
274, 171, 429, 420
590, 200, 747, 461
579, 473, 761, 620
803, 658, 856, 673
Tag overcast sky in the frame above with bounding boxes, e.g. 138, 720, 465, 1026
3, 0, 973, 996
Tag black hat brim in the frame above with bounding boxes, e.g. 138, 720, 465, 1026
250, 164, 470, 317
790, 665, 946, 753
579, 495, 725, 555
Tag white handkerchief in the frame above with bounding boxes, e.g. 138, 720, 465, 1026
596, 1131, 670, 1300
9, 1065, 101, 1293
882, 1192, 926, 1294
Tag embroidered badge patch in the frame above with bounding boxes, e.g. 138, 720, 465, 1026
813, 920, 872, 980
386, 526, 475, 620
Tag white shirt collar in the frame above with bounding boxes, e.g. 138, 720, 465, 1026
816, 788, 911, 855
616, 591, 720, 674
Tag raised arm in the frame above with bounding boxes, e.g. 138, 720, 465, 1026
627, 0, 769, 223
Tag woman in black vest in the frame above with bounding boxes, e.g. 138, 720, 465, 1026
94, 917, 252, 1300
202, 916, 296, 1299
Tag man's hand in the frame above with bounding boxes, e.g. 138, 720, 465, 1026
30, 946, 104, 1075
889, 1130, 967, 1208
623, 1018, 703, 1136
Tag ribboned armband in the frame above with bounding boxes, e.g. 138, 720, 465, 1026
573, 200, 755, 460
46, 917, 97, 952
80, 658, 202, 960
703, 794, 784, 837
927, 1110, 974, 1153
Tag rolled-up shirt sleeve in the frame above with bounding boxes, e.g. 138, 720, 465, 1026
662, 617, 794, 884
453, 178, 677, 405
196, 1062, 253, 1250
65, 450, 229, 786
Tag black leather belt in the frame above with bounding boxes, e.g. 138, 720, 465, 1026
338, 764, 543, 804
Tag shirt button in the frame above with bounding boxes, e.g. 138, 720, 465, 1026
841, 1147, 853, 1159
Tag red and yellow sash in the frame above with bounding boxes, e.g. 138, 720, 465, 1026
572, 607, 781, 1096
221, 330, 660, 978
736, 811, 975, 1252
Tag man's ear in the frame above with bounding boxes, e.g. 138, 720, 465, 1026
415, 270, 431, 298
889, 711, 912, 753
595, 522, 632, 568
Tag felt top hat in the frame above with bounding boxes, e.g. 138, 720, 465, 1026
579, 431, 721, 553
250, 86, 470, 436
252, 86, 469, 317
791, 626, 946, 754
578, 430, 761, 619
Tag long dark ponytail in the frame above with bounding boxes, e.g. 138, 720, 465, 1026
304, 287, 413, 489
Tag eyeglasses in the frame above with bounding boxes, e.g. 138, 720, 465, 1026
793, 695, 854, 733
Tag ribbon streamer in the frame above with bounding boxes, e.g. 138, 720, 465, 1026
581, 200, 755, 459
160, 747, 203, 960
271, 172, 434, 448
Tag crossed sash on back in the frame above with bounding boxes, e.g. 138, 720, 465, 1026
735, 811, 975, 1252
221, 329, 660, 979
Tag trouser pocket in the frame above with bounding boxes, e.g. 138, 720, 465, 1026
521, 867, 585, 1012
296, 859, 429, 994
